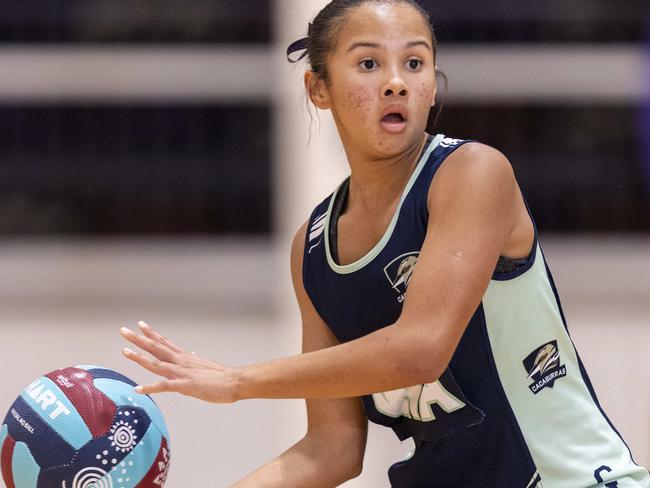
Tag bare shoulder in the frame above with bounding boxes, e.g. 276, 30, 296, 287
440, 142, 514, 181
290, 220, 309, 279
429, 142, 517, 206
291, 221, 309, 258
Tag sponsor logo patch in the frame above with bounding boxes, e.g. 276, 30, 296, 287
523, 340, 567, 394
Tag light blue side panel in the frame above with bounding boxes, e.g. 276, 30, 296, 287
12, 442, 40, 488
108, 424, 162, 488
0, 424, 7, 451
20, 376, 92, 450
483, 243, 650, 486
0, 424, 6, 481
94, 378, 170, 439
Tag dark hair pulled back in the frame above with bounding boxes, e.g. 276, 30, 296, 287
286, 0, 446, 130
288, 0, 437, 81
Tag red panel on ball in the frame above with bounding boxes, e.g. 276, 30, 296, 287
46, 367, 117, 438
1, 434, 16, 488
136, 437, 170, 487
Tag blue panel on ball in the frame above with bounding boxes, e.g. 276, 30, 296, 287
109, 424, 162, 488
0, 424, 8, 487
94, 379, 169, 439
75, 365, 104, 371
19, 376, 92, 450
4, 396, 75, 470
48, 405, 153, 488
0, 423, 7, 451
88, 368, 137, 387
12, 442, 40, 488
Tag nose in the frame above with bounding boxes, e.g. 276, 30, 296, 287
382, 68, 408, 98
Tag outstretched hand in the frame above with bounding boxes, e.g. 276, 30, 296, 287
120, 321, 241, 403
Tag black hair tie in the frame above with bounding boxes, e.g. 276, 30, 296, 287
287, 37, 309, 63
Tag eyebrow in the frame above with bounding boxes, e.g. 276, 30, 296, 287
346, 40, 432, 53
406, 40, 432, 50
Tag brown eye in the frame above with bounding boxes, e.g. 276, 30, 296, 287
360, 59, 377, 70
407, 59, 422, 70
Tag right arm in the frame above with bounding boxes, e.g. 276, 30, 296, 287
228, 222, 368, 487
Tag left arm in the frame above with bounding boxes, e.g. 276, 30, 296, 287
121, 144, 520, 401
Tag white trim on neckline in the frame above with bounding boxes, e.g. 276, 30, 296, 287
324, 134, 444, 275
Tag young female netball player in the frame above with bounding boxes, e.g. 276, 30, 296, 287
120, 1, 650, 486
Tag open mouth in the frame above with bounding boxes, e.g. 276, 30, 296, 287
380, 110, 408, 134
381, 113, 406, 123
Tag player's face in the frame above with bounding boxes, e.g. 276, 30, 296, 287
310, 3, 436, 158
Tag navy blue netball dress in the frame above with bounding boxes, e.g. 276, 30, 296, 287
302, 134, 649, 487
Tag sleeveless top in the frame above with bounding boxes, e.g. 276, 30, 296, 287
302, 134, 649, 487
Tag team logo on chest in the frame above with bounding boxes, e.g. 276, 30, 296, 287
523, 340, 567, 394
384, 252, 419, 303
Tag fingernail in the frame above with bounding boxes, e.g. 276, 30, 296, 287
135, 386, 144, 394
120, 327, 132, 336
138, 321, 149, 329
122, 347, 134, 355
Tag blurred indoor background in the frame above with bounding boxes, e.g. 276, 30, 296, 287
0, 0, 648, 486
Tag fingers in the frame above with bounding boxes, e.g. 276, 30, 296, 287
122, 347, 176, 377
137, 321, 187, 355
134, 380, 179, 395
121, 326, 177, 363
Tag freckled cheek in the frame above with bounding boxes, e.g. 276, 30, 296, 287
343, 87, 374, 123
415, 83, 435, 114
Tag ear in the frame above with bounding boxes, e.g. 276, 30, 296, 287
304, 71, 332, 110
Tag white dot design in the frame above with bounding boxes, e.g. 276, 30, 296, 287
109, 418, 138, 453
111, 459, 134, 488
95, 450, 119, 467
108, 442, 170, 488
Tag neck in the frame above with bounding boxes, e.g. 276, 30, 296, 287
343, 133, 430, 213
